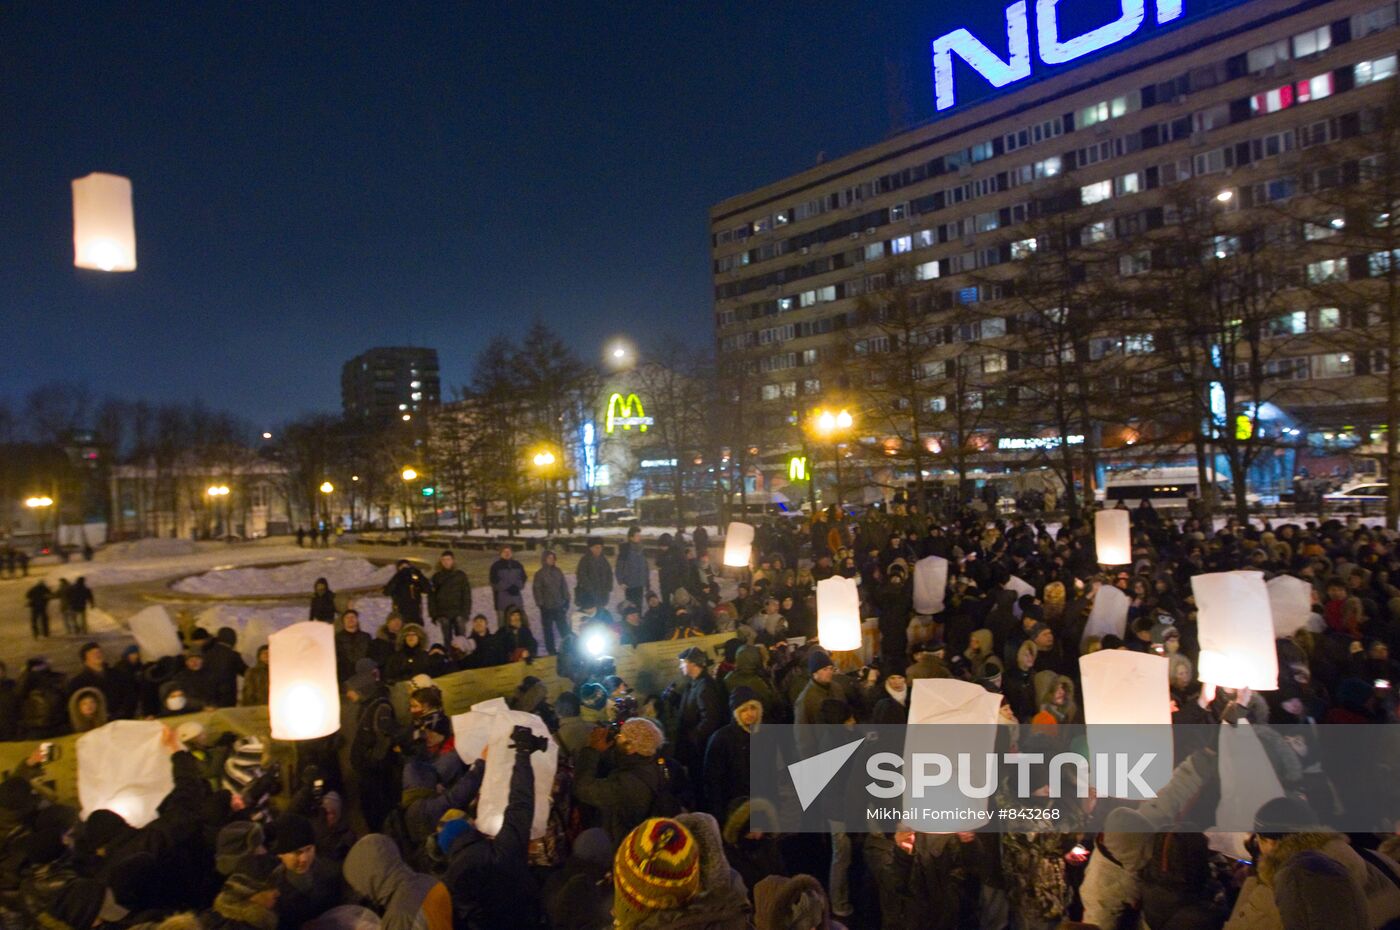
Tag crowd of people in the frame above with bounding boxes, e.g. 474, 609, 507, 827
0, 503, 1398, 929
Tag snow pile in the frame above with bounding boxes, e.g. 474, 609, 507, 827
106, 538, 199, 560
172, 557, 395, 597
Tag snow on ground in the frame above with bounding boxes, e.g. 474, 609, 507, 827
45, 544, 315, 588
171, 556, 395, 596
104, 538, 199, 559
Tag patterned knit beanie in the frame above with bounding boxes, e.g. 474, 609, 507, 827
612, 818, 700, 927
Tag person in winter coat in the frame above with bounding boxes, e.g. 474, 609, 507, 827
204, 858, 281, 930
875, 563, 913, 673
487, 546, 527, 626
383, 560, 428, 624
541, 828, 614, 930
443, 725, 541, 930
669, 646, 727, 786
334, 610, 372, 681
66, 577, 95, 634
203, 627, 248, 708
499, 607, 538, 661
573, 717, 668, 844
385, 624, 431, 683
793, 650, 851, 758
611, 814, 749, 930
722, 646, 779, 721
108, 645, 144, 719
532, 550, 571, 655
400, 757, 484, 847
463, 615, 508, 668
575, 539, 615, 612
1003, 640, 1039, 721
428, 551, 472, 644
68, 641, 127, 716
703, 688, 760, 817
1224, 797, 1400, 930
869, 666, 909, 724
343, 833, 453, 930
1030, 669, 1078, 728
345, 670, 398, 832
67, 685, 107, 733
18, 658, 68, 738
616, 527, 650, 608
240, 646, 270, 707
309, 578, 337, 623
270, 813, 341, 930
26, 580, 51, 638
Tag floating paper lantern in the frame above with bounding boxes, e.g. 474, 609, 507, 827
269, 621, 340, 740
913, 555, 948, 615
1267, 574, 1317, 638
1081, 584, 1131, 647
1191, 571, 1279, 691
77, 720, 172, 828
72, 173, 136, 272
816, 576, 862, 652
1080, 650, 1173, 798
128, 605, 183, 660
1095, 509, 1131, 566
723, 522, 755, 568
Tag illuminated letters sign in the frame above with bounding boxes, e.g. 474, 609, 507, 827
605, 392, 653, 433
789, 456, 809, 481
581, 422, 597, 488
933, 0, 1184, 110
997, 434, 1085, 451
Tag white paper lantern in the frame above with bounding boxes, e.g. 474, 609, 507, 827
1080, 650, 1173, 798
1191, 571, 1279, 691
722, 522, 755, 568
1209, 720, 1284, 856
1095, 509, 1131, 566
72, 173, 136, 272
912, 555, 948, 615
1081, 584, 1131, 647
454, 704, 557, 840
1267, 575, 1318, 637
128, 605, 183, 660
269, 621, 341, 740
77, 720, 172, 828
904, 679, 1006, 833
816, 576, 862, 652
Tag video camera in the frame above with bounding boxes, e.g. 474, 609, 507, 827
606, 693, 639, 737
509, 725, 549, 755
239, 760, 283, 809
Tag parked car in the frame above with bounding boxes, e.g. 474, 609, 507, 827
1323, 482, 1389, 507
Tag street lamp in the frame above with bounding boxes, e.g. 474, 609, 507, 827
205, 485, 230, 541
605, 338, 636, 370
812, 407, 856, 510
25, 496, 54, 551
401, 468, 419, 540
531, 449, 560, 533
319, 481, 334, 494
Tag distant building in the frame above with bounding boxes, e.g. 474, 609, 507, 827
341, 347, 441, 425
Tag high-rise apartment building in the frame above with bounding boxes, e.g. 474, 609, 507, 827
711, 0, 1400, 498
341, 347, 441, 425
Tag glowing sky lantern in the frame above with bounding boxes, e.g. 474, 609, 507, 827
912, 555, 948, 615
1191, 571, 1279, 691
1080, 649, 1173, 798
72, 173, 137, 272
269, 621, 340, 740
77, 720, 173, 828
816, 576, 862, 652
1095, 509, 1131, 566
722, 521, 754, 568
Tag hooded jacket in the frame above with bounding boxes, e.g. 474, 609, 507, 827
385, 625, 431, 683
67, 686, 108, 733
1030, 670, 1077, 726
343, 833, 452, 930
1224, 833, 1400, 930
702, 703, 757, 817
753, 873, 845, 930
721, 647, 778, 719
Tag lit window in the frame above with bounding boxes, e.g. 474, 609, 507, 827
817, 285, 837, 302
915, 261, 940, 281
398, 403, 407, 411
411, 392, 422, 401
800, 290, 816, 307
1035, 156, 1062, 179
760, 384, 781, 401
1119, 251, 1151, 276
925, 395, 947, 413
1357, 54, 1399, 84
1011, 238, 1038, 259
1251, 84, 1295, 114
1296, 73, 1334, 102
1083, 221, 1111, 243
914, 229, 935, 249
410, 380, 421, 388
1314, 352, 1354, 378
1081, 180, 1112, 205
865, 243, 885, 261
1115, 172, 1141, 196
1307, 259, 1348, 283
777, 296, 795, 311
891, 235, 912, 255
1125, 334, 1155, 354
1291, 25, 1331, 58
1316, 307, 1341, 330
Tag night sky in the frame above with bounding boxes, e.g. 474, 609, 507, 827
1, 2, 1229, 427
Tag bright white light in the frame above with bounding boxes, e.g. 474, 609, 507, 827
87, 238, 124, 272
402, 414, 411, 421
613, 347, 626, 359
1216, 190, 1234, 202
585, 631, 608, 657
262, 432, 272, 440
279, 683, 332, 740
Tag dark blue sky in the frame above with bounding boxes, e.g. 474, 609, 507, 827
0, 1, 1229, 426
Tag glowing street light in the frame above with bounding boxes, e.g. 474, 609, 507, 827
605, 338, 636, 370
532, 450, 556, 469
261, 432, 273, 440
810, 407, 856, 509
401, 467, 418, 482
206, 485, 230, 497
402, 413, 412, 422
24, 496, 53, 509
319, 481, 334, 495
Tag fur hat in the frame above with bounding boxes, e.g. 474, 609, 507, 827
270, 813, 316, 854
753, 873, 831, 930
613, 819, 701, 927
618, 718, 664, 757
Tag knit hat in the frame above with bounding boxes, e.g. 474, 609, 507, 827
1253, 796, 1321, 836
677, 646, 709, 668
215, 821, 266, 876
345, 670, 377, 698
807, 649, 835, 675
613, 819, 701, 926
270, 813, 316, 854
578, 681, 609, 711
222, 735, 266, 792
224, 856, 280, 897
618, 718, 664, 757
436, 817, 472, 854
729, 685, 760, 712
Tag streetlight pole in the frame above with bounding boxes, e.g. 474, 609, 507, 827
401, 468, 418, 542
532, 449, 558, 534
812, 408, 855, 512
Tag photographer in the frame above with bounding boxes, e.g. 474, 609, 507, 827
572, 717, 669, 844
443, 724, 544, 930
